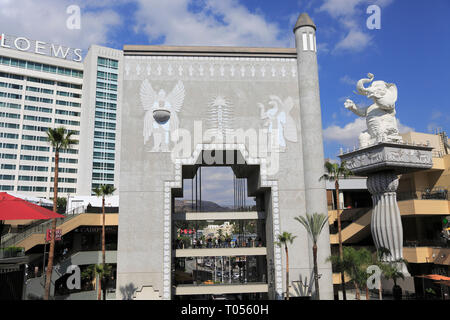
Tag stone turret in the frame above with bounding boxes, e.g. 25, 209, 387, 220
293, 13, 333, 300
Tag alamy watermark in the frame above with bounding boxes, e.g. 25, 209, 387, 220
66, 5, 81, 30
366, 5, 381, 30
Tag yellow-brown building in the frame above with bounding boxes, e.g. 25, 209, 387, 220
327, 131, 450, 299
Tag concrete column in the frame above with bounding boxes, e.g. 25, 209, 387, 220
339, 191, 344, 210
294, 13, 333, 300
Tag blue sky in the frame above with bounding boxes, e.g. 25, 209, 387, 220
0, 0, 448, 203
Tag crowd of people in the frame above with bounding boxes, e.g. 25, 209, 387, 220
175, 236, 264, 249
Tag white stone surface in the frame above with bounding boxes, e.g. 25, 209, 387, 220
344, 73, 403, 148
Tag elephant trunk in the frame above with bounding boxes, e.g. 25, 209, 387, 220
357, 74, 374, 96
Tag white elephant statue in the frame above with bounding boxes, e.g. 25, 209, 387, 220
345, 73, 403, 148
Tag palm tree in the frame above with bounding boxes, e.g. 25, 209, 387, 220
295, 213, 328, 300
327, 247, 372, 300
378, 251, 408, 301
276, 232, 297, 300
373, 246, 392, 300
320, 160, 352, 300
382, 263, 405, 300
44, 126, 77, 300
93, 184, 116, 300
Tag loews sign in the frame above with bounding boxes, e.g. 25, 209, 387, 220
0, 33, 82, 62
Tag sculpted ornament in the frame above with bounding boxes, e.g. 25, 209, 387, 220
258, 95, 298, 152
140, 80, 185, 152
344, 73, 403, 148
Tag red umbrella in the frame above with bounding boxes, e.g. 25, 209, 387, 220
0, 192, 64, 220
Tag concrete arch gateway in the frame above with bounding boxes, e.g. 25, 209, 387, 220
116, 13, 334, 300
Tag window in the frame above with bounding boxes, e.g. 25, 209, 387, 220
0, 72, 24, 80
0, 143, 18, 149
0, 122, 20, 129
0, 102, 21, 110
24, 105, 52, 113
57, 82, 82, 90
0, 132, 19, 139
1, 153, 17, 159
19, 165, 48, 172
23, 115, 52, 123
0, 82, 23, 90
0, 175, 15, 180
0, 111, 20, 119
0, 92, 22, 99
0, 56, 83, 78
1, 164, 16, 170
55, 109, 80, 117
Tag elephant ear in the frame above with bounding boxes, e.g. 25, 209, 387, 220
386, 83, 398, 105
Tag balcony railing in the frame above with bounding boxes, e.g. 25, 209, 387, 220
174, 205, 261, 214
404, 239, 450, 248
175, 238, 265, 250
397, 188, 449, 201
0, 247, 25, 259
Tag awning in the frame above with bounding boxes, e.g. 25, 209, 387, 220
0, 192, 64, 220
416, 274, 450, 281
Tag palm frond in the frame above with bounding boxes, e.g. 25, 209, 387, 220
46, 126, 79, 151
295, 213, 328, 244
277, 231, 297, 246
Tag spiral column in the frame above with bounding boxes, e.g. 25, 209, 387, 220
367, 171, 404, 262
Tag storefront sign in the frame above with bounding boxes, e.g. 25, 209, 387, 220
46, 229, 62, 241
0, 33, 82, 62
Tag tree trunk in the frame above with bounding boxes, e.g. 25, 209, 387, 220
336, 180, 346, 300
44, 150, 59, 300
285, 245, 289, 300
101, 195, 106, 300
379, 282, 383, 300
313, 244, 320, 300
365, 286, 369, 300
354, 281, 361, 300
97, 272, 102, 300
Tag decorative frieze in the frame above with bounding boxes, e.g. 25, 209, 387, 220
341, 143, 433, 174
124, 56, 297, 82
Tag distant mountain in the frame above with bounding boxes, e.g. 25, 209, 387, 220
175, 199, 227, 212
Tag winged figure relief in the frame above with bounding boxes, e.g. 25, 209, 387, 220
140, 79, 185, 152
258, 95, 298, 151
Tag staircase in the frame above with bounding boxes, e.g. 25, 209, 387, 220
330, 208, 372, 244
1, 213, 81, 249
2, 213, 118, 251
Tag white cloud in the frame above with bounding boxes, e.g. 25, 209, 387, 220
323, 117, 414, 147
317, 0, 394, 53
134, 0, 289, 47
334, 29, 372, 52
339, 74, 357, 85
427, 109, 450, 133
0, 0, 122, 52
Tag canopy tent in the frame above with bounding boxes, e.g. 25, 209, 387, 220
0, 192, 64, 220
4, 192, 53, 206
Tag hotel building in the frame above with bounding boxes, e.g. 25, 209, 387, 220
0, 36, 122, 199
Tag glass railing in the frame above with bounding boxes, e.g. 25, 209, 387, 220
174, 237, 265, 250
174, 203, 261, 214
174, 256, 267, 286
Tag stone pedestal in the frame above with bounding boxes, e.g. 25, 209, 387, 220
339, 142, 433, 273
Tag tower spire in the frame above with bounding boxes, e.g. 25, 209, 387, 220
293, 12, 316, 32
